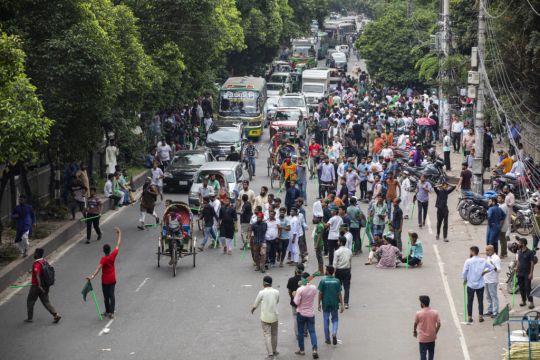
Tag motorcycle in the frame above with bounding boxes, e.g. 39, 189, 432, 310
511, 202, 535, 236
404, 157, 447, 186
457, 190, 496, 222
505, 242, 520, 294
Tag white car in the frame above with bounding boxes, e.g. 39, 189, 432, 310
277, 93, 309, 117
336, 45, 349, 57
266, 82, 287, 98
268, 72, 292, 93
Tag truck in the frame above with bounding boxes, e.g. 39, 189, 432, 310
301, 69, 330, 111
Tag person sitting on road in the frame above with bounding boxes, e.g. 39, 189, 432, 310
376, 236, 402, 269
400, 232, 423, 267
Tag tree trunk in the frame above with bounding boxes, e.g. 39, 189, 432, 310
87, 150, 94, 185
18, 162, 33, 205
0, 167, 11, 245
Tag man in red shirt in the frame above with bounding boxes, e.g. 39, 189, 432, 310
25, 247, 61, 323
308, 138, 322, 179
87, 227, 122, 318
414, 295, 441, 360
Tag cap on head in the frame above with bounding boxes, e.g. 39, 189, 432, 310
263, 276, 273, 286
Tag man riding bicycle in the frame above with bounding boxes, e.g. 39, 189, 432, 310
244, 140, 259, 176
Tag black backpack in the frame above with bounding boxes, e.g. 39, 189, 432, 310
39, 260, 55, 287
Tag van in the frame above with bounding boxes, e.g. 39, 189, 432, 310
301, 69, 330, 110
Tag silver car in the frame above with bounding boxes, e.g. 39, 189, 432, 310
188, 162, 245, 210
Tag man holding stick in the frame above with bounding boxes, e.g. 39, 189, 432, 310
85, 187, 102, 244
87, 227, 122, 319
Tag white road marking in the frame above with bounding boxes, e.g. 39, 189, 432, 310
241, 284, 252, 287
426, 215, 434, 235
135, 277, 150, 292
433, 244, 471, 360
98, 319, 115, 336
0, 193, 139, 307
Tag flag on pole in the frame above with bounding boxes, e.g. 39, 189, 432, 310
492, 304, 509, 326
81, 280, 93, 302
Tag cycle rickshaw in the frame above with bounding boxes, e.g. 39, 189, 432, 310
157, 201, 197, 277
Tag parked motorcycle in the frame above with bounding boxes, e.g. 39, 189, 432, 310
457, 190, 497, 223
512, 202, 534, 236
404, 157, 447, 186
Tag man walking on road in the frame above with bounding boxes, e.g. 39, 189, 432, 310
87, 227, 122, 319
334, 237, 352, 308
25, 247, 61, 324
318, 265, 344, 346
294, 272, 319, 359
251, 276, 280, 360
251, 213, 268, 272
413, 295, 440, 360
486, 197, 505, 254
287, 264, 304, 339
462, 246, 493, 323
85, 187, 103, 243
434, 182, 455, 242
415, 175, 432, 228
12, 194, 36, 257
484, 245, 501, 317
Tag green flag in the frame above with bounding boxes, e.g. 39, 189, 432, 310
81, 280, 93, 302
493, 304, 509, 326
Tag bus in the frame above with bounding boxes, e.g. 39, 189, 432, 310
217, 76, 267, 139
317, 32, 329, 60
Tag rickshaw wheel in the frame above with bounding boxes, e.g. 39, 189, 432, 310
157, 244, 161, 268
270, 172, 276, 189
172, 241, 177, 277
197, 218, 203, 231
267, 158, 271, 176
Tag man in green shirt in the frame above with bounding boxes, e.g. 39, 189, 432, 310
318, 265, 344, 346
313, 218, 325, 274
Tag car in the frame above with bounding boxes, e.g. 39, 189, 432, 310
205, 124, 244, 161
268, 72, 292, 93
266, 82, 287, 98
335, 45, 349, 58
277, 93, 309, 117
188, 161, 245, 210
325, 49, 338, 66
330, 52, 347, 72
163, 149, 215, 192
264, 96, 280, 126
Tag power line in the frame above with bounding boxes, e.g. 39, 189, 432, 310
525, 0, 540, 16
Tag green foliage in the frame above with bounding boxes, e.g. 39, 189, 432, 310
0, 32, 53, 165
0, 243, 19, 261
356, 5, 435, 86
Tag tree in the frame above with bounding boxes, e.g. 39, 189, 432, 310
0, 32, 53, 242
356, 5, 436, 86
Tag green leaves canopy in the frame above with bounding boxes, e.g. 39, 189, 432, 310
0, 33, 53, 164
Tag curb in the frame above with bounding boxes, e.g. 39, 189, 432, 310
0, 170, 149, 293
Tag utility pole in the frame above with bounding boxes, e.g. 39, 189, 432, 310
439, 0, 450, 133
472, 0, 486, 194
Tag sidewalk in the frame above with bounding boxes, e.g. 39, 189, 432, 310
0, 169, 149, 293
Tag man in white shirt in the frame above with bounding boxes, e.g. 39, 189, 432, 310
157, 139, 172, 169
151, 161, 164, 201
265, 211, 279, 266
289, 208, 301, 265
484, 245, 501, 317
334, 237, 353, 308
325, 207, 343, 266
254, 186, 269, 209
251, 276, 280, 359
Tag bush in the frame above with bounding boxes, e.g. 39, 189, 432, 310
0, 243, 20, 261
38, 203, 68, 221
32, 226, 50, 239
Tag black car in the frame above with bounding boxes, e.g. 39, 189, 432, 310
163, 149, 215, 192
205, 125, 244, 161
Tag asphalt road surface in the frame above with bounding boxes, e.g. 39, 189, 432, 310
0, 56, 535, 360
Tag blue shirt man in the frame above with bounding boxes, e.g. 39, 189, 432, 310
486, 199, 505, 253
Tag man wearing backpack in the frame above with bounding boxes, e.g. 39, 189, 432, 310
25, 247, 61, 323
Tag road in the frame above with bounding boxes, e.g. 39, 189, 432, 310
0, 56, 534, 360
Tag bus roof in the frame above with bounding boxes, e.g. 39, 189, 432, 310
221, 76, 266, 91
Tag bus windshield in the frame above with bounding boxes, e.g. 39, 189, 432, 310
219, 90, 260, 116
